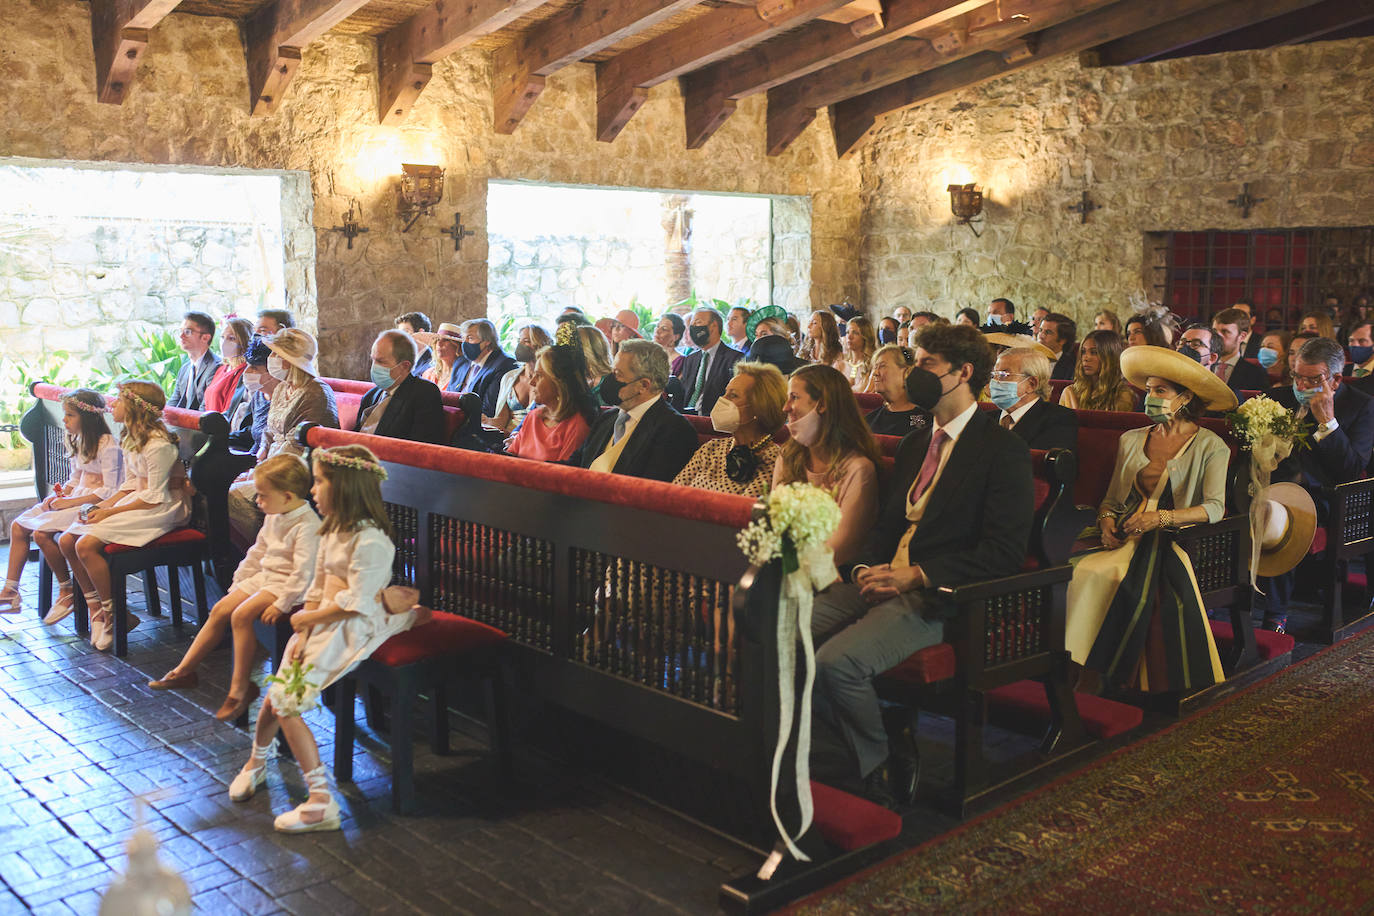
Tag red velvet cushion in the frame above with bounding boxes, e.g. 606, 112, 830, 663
335, 392, 362, 432
1348, 571, 1367, 589
1208, 620, 1295, 660
854, 392, 883, 412
809, 780, 902, 851
442, 406, 464, 441
104, 528, 206, 555
881, 643, 957, 686
1310, 527, 1328, 555
370, 611, 507, 667
987, 679, 1143, 740
874, 434, 902, 458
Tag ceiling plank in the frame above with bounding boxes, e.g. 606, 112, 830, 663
682, 0, 988, 149
378, 0, 548, 125
89, 0, 183, 104
1081, 0, 1337, 66
826, 0, 1233, 158
1141, 0, 1374, 60
595, 0, 856, 143
493, 0, 700, 136
243, 0, 372, 116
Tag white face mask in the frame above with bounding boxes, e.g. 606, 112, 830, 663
243, 373, 263, 393
786, 408, 823, 448
222, 338, 240, 359
710, 397, 742, 434
267, 355, 289, 380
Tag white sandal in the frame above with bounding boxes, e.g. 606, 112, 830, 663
0, 586, 22, 615
273, 764, 340, 833
229, 741, 275, 802
89, 604, 108, 649
43, 588, 76, 625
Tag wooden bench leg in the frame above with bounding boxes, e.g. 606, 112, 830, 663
483, 667, 513, 781
431, 682, 450, 756
37, 558, 52, 622
74, 590, 90, 637
333, 676, 357, 783
142, 568, 161, 617
365, 685, 387, 732
192, 558, 208, 625
390, 668, 418, 815
953, 688, 987, 809
112, 573, 129, 658
169, 565, 184, 627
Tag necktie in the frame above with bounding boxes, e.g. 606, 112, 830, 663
1000, 414, 1014, 430
1214, 362, 1230, 381
612, 409, 630, 444
461, 362, 479, 392
689, 351, 710, 410
1356, 367, 1370, 379
909, 429, 949, 505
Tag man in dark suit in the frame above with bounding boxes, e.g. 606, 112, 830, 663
1231, 300, 1264, 359
1036, 312, 1077, 381
672, 307, 743, 415
449, 318, 517, 418
989, 348, 1078, 451
1211, 308, 1271, 393
354, 330, 446, 444
810, 324, 1033, 806
168, 311, 222, 411
573, 339, 698, 481
394, 310, 433, 376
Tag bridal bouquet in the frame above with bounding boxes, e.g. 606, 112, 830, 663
1225, 394, 1311, 492
265, 656, 320, 718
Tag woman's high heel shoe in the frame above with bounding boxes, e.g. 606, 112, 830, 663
274, 764, 340, 833
229, 741, 275, 802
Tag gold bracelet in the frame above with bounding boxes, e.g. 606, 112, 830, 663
1161, 510, 1173, 529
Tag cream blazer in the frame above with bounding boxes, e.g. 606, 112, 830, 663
1100, 426, 1230, 524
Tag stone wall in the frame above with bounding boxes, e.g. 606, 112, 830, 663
858, 38, 1374, 329
0, 0, 861, 380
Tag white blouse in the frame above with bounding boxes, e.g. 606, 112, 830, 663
230, 501, 322, 611
65, 433, 123, 499
116, 438, 185, 505
304, 523, 395, 619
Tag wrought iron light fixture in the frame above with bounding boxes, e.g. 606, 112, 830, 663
397, 163, 445, 231
948, 183, 985, 237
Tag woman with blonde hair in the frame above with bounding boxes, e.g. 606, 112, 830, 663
844, 316, 879, 392
489, 322, 553, 433
204, 317, 254, 414
774, 364, 882, 566
577, 324, 614, 389
1299, 310, 1336, 340
1060, 329, 1136, 411
417, 323, 464, 392
506, 341, 599, 462
804, 310, 849, 377
674, 362, 786, 498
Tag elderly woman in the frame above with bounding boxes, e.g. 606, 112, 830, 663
489, 322, 552, 434
1066, 346, 1235, 694
418, 322, 464, 392
773, 364, 882, 567
864, 344, 926, 437
673, 362, 785, 498
844, 315, 879, 392
803, 310, 848, 377
203, 317, 253, 414
506, 343, 597, 462
1060, 329, 1136, 410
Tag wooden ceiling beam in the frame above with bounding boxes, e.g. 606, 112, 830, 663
378, 0, 548, 125
493, 0, 700, 135
826, 0, 1233, 158
243, 0, 372, 116
1081, 0, 1336, 67
682, 0, 988, 149
595, 0, 856, 143
1140, 0, 1374, 60
89, 0, 183, 104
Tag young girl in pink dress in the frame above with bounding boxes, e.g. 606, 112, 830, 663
0, 390, 121, 620
60, 381, 191, 650
228, 444, 428, 833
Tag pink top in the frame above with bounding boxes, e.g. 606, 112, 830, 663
507, 407, 591, 462
772, 452, 878, 567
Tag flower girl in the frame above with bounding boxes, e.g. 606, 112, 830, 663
0, 390, 121, 621
60, 381, 190, 650
228, 444, 428, 833
149, 454, 321, 722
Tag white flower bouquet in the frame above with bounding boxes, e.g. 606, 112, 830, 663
265, 656, 321, 718
737, 483, 842, 574
1225, 394, 1311, 492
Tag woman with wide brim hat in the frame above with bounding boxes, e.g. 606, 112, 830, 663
414, 322, 464, 391
1065, 345, 1234, 694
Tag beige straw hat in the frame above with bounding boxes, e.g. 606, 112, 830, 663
1119, 345, 1238, 411
1253, 483, 1318, 578
413, 322, 463, 349
984, 332, 1055, 360
264, 328, 319, 377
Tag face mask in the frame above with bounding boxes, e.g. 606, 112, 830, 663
1292, 383, 1319, 406
1256, 347, 1280, 369
243, 373, 263, 393
988, 313, 1004, 326
1144, 394, 1175, 424
461, 341, 483, 361
988, 379, 1023, 412
371, 362, 397, 390
598, 373, 629, 406
267, 355, 289, 380
514, 343, 535, 363
689, 325, 711, 347
787, 408, 823, 448
222, 338, 240, 359
878, 329, 897, 344
1350, 345, 1374, 366
1179, 346, 1203, 364
710, 398, 742, 434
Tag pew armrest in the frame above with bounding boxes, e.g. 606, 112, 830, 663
936, 565, 1073, 604
1322, 478, 1374, 557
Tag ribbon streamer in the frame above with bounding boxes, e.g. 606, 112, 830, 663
1246, 433, 1294, 587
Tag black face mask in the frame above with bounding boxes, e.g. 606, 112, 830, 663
1179, 345, 1204, 364
514, 343, 535, 363
689, 325, 712, 347
878, 329, 897, 344
597, 373, 623, 405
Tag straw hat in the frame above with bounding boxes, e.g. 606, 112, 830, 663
746, 304, 790, 343
1119, 345, 1237, 411
984, 331, 1055, 360
1253, 483, 1317, 577
413, 322, 463, 349
264, 328, 319, 377
613, 309, 641, 334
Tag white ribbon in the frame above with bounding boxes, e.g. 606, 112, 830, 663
1246, 433, 1294, 587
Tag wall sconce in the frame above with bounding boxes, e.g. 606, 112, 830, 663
947, 183, 985, 237
397, 163, 445, 231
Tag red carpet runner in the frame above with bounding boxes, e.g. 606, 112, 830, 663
792, 628, 1374, 913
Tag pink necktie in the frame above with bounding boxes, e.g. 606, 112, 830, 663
1214, 362, 1229, 381
909, 429, 949, 505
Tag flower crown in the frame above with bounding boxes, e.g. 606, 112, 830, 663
65, 396, 107, 415
119, 386, 163, 416
316, 449, 388, 480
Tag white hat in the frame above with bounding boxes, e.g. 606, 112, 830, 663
264, 328, 319, 377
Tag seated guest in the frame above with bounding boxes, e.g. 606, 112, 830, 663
1210, 308, 1270, 392
803, 310, 849, 377
609, 309, 642, 349
989, 348, 1078, 451
579, 325, 615, 391
204, 317, 253, 414
676, 307, 744, 415
1060, 329, 1136, 411
1256, 330, 1290, 384
1037, 311, 1078, 380
674, 362, 786, 497
1030, 306, 1049, 335
809, 325, 1032, 806
1299, 309, 1336, 340
1125, 314, 1168, 348
954, 308, 979, 328
229, 336, 272, 453
1345, 320, 1374, 380
573, 340, 698, 481
255, 310, 293, 336
1066, 345, 1234, 693
417, 322, 464, 391
864, 344, 928, 438
892, 305, 913, 325
453, 319, 518, 417
1093, 309, 1123, 337
1278, 331, 1318, 390
749, 331, 808, 377
774, 365, 881, 568
877, 316, 900, 345
395, 311, 433, 375
507, 344, 597, 462
726, 306, 751, 352
987, 297, 1014, 325
490, 322, 552, 433
169, 310, 222, 410
844, 316, 878, 392
1230, 300, 1264, 357
1177, 325, 1221, 370
653, 312, 687, 361
354, 330, 445, 444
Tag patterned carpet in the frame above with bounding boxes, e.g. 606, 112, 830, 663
792, 627, 1374, 913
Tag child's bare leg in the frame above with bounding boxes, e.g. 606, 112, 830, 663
227, 593, 277, 699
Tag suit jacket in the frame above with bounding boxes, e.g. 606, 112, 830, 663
572, 397, 698, 482
412, 347, 433, 377
857, 408, 1033, 617
1008, 398, 1078, 452
1219, 356, 1271, 394
1242, 333, 1263, 359
450, 350, 518, 417
169, 351, 222, 411
1273, 384, 1374, 495
1049, 345, 1077, 382
674, 343, 744, 415
353, 374, 446, 444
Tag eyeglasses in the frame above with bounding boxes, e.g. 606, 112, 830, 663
990, 370, 1027, 382
1293, 372, 1330, 390
1180, 339, 1208, 351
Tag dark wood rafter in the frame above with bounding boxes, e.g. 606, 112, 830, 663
1080, 0, 1339, 67
378, 0, 549, 126
243, 0, 373, 116
89, 0, 184, 104
493, 0, 700, 135
825, 0, 1241, 159
594, 0, 855, 144
1142, 0, 1374, 61
681, 0, 988, 150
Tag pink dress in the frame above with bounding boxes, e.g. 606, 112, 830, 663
507, 407, 591, 462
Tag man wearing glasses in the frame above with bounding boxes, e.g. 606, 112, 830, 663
168, 311, 221, 411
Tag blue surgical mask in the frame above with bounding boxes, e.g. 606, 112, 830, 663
1292, 383, 1319, 405
461, 341, 483, 361
1256, 347, 1280, 369
1144, 395, 1174, 423
371, 362, 396, 390
988, 379, 1023, 412
987, 313, 1004, 326
1350, 345, 1374, 367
